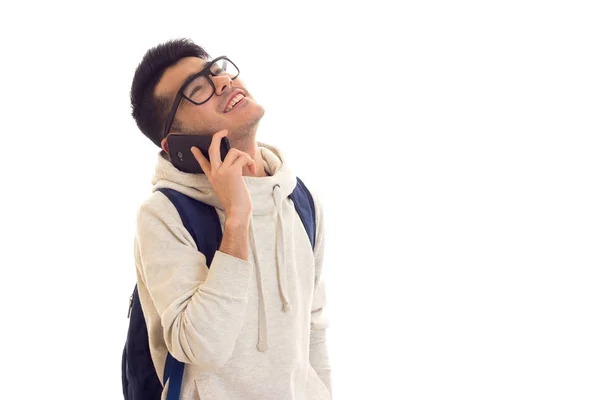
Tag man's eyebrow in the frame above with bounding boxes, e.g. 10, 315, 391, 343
181, 70, 203, 86
179, 63, 212, 86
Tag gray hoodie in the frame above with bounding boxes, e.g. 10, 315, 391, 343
133, 142, 332, 400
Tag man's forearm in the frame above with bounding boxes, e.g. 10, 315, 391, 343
219, 216, 250, 261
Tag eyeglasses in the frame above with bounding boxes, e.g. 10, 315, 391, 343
162, 56, 240, 140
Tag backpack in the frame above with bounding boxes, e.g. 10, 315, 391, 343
122, 177, 316, 400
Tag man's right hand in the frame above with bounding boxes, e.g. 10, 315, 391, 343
191, 129, 256, 221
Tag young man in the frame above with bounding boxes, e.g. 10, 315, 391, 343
130, 38, 332, 399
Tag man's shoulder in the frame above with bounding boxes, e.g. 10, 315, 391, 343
135, 189, 180, 226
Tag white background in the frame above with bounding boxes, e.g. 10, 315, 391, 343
1, 0, 599, 399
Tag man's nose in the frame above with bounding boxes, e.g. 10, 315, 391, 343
211, 75, 233, 95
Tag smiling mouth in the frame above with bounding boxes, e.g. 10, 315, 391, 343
224, 93, 246, 113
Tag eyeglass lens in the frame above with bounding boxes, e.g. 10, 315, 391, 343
183, 58, 239, 103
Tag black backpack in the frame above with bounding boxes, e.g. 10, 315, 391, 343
122, 178, 316, 400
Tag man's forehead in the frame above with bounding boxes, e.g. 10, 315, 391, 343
154, 57, 208, 98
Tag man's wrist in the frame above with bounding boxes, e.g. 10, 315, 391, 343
224, 215, 250, 230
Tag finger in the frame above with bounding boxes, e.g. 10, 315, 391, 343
227, 150, 256, 174
248, 161, 257, 175
222, 148, 245, 168
208, 129, 228, 170
232, 154, 256, 173
191, 146, 210, 174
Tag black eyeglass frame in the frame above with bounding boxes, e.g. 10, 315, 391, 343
161, 55, 240, 141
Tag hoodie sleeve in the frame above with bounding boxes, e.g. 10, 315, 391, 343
309, 193, 333, 397
134, 191, 254, 370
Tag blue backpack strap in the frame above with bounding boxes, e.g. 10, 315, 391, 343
156, 187, 223, 400
288, 177, 317, 250
157, 188, 224, 263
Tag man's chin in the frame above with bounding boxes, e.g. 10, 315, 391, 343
244, 100, 265, 117
240, 104, 265, 127
229, 113, 263, 140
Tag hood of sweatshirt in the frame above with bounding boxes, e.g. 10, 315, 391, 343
150, 141, 297, 352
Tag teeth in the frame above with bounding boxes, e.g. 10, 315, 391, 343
225, 93, 245, 112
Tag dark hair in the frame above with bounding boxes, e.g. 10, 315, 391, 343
130, 38, 210, 149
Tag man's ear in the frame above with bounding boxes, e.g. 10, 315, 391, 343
161, 137, 169, 153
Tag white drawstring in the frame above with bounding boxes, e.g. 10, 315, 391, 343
250, 184, 292, 352
249, 216, 269, 352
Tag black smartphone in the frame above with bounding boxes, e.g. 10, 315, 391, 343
167, 134, 231, 174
